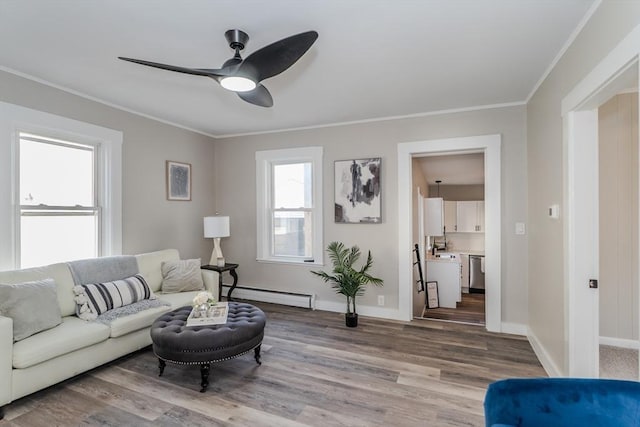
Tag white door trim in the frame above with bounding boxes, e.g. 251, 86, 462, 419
397, 134, 502, 331
564, 110, 600, 377
562, 23, 640, 377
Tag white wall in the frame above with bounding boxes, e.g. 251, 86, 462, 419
214, 105, 528, 325
0, 70, 217, 263
527, 1, 640, 374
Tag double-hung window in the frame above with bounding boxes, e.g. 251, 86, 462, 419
18, 133, 99, 268
256, 147, 323, 265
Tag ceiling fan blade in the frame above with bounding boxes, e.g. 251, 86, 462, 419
239, 31, 318, 82
118, 57, 226, 78
237, 84, 273, 107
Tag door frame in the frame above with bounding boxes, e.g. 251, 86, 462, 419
397, 134, 502, 331
562, 23, 640, 377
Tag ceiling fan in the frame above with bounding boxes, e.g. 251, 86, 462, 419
118, 29, 318, 107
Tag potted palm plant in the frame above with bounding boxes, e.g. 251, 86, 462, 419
311, 241, 383, 327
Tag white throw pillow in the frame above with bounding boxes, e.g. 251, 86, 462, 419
161, 258, 204, 293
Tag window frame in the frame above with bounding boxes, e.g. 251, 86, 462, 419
17, 133, 101, 267
0, 101, 122, 270
256, 146, 323, 266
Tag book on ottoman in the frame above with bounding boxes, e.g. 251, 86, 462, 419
186, 302, 229, 326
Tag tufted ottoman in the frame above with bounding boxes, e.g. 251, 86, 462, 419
150, 302, 266, 392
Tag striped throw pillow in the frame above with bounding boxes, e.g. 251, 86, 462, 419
73, 274, 155, 321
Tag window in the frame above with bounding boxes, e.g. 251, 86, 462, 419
256, 147, 323, 265
18, 133, 99, 268
0, 102, 122, 270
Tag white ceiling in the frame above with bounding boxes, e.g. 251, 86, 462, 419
0, 0, 596, 138
417, 153, 485, 185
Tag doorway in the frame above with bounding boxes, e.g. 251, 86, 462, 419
563, 23, 640, 376
598, 90, 639, 380
413, 153, 486, 325
397, 134, 502, 332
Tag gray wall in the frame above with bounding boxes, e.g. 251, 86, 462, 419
0, 70, 217, 262
214, 105, 528, 326
527, 1, 640, 373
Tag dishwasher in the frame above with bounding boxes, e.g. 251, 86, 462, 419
469, 255, 485, 293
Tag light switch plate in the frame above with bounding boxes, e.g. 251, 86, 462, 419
515, 222, 526, 235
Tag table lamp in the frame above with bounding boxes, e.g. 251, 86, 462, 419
204, 216, 230, 267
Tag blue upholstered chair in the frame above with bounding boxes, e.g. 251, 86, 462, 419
484, 378, 640, 427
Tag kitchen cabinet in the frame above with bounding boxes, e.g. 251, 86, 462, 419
426, 260, 461, 308
444, 200, 457, 233
456, 201, 485, 232
477, 201, 485, 232
425, 197, 444, 236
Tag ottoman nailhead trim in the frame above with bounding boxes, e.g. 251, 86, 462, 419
156, 343, 262, 365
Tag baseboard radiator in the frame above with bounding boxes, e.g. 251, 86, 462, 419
221, 285, 315, 309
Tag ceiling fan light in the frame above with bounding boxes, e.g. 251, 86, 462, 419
220, 76, 256, 92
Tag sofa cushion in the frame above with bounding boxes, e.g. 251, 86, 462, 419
73, 274, 155, 321
158, 291, 202, 309
0, 278, 62, 341
161, 258, 204, 293
13, 316, 110, 369
0, 263, 76, 317
135, 249, 180, 293
108, 304, 173, 338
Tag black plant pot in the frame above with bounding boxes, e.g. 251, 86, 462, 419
345, 313, 358, 327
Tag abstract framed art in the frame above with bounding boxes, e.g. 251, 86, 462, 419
334, 158, 381, 223
166, 160, 191, 201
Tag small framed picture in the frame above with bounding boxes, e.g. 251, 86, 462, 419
426, 281, 439, 308
166, 161, 191, 201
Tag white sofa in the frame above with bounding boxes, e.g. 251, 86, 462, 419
0, 249, 218, 417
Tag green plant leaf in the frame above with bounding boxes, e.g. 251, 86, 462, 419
310, 241, 384, 315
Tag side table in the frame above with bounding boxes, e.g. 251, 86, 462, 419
201, 263, 239, 301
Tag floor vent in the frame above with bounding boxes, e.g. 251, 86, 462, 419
222, 285, 315, 309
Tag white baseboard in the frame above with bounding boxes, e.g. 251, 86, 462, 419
314, 300, 404, 321
221, 285, 314, 309
221, 283, 535, 337
599, 336, 640, 349
501, 322, 527, 336
527, 328, 563, 377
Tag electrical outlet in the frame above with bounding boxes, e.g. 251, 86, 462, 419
377, 295, 385, 306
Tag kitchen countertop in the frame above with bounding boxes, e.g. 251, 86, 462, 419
426, 250, 484, 263
462, 250, 485, 256
444, 249, 485, 256
426, 254, 461, 263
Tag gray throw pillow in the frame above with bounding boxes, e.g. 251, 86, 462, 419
161, 258, 204, 293
0, 278, 63, 342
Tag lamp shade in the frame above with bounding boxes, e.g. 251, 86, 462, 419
204, 216, 230, 238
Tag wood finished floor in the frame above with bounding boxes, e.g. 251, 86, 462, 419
421, 293, 486, 325
0, 302, 545, 427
